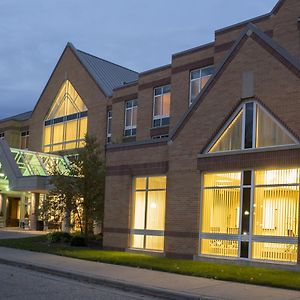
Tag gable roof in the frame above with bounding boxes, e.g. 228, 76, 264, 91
169, 23, 300, 143
0, 111, 32, 124
68, 43, 138, 97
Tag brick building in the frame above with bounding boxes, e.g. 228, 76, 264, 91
0, 0, 300, 265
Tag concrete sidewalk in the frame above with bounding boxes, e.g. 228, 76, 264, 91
0, 228, 46, 239
0, 247, 299, 300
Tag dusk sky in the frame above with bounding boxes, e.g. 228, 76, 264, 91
0, 0, 278, 119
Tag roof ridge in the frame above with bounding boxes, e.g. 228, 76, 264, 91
0, 110, 32, 123
76, 49, 138, 75
169, 22, 300, 142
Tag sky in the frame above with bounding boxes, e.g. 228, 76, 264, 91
0, 0, 278, 119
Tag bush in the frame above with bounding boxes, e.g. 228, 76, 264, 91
70, 235, 87, 247
47, 232, 72, 244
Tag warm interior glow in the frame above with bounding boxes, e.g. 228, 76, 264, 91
43, 80, 88, 152
252, 242, 297, 262
201, 239, 238, 257
131, 176, 166, 251
209, 111, 243, 153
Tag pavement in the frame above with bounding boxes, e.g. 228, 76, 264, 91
0, 263, 161, 300
0, 246, 299, 300
0, 227, 47, 239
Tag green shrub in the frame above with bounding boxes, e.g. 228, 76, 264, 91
70, 235, 86, 247
47, 232, 72, 244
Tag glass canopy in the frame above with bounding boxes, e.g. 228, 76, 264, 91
10, 148, 69, 177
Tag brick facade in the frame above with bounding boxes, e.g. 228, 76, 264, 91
1, 0, 300, 264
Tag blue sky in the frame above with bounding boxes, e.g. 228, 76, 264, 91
0, 0, 278, 119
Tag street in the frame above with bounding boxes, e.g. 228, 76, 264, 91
0, 263, 162, 300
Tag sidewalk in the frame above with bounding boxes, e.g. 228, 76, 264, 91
0, 247, 299, 300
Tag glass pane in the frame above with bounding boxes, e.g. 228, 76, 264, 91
65, 120, 78, 142
132, 106, 137, 126
44, 126, 51, 146
253, 186, 299, 237
146, 191, 166, 230
202, 188, 240, 234
52, 123, 64, 144
148, 176, 167, 189
145, 236, 164, 251
201, 66, 214, 77
256, 106, 295, 148
132, 191, 146, 229
200, 75, 211, 89
244, 102, 254, 149
201, 239, 238, 257
203, 172, 241, 187
162, 93, 170, 116
154, 96, 162, 116
125, 109, 132, 127
79, 117, 87, 140
65, 142, 77, 150
255, 169, 300, 186
135, 177, 147, 190
191, 79, 201, 102
191, 69, 201, 80
132, 234, 144, 249
252, 242, 297, 263
209, 110, 243, 153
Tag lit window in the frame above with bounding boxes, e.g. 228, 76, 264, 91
131, 176, 166, 251
200, 168, 299, 263
124, 100, 137, 137
190, 66, 213, 105
0, 132, 4, 140
20, 131, 30, 149
107, 110, 112, 143
153, 85, 170, 128
43, 80, 88, 153
208, 102, 296, 153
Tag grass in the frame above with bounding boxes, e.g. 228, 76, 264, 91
0, 235, 299, 291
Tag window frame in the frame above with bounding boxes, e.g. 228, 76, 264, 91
189, 65, 214, 106
20, 130, 30, 149
0, 132, 5, 140
124, 99, 137, 137
152, 85, 170, 128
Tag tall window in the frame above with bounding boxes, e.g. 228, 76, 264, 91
131, 176, 166, 251
20, 131, 29, 149
190, 66, 214, 105
107, 110, 112, 143
124, 100, 137, 137
200, 169, 299, 263
43, 80, 88, 153
207, 101, 296, 153
0, 132, 4, 140
153, 85, 170, 128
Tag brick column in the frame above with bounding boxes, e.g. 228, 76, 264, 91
30, 193, 40, 230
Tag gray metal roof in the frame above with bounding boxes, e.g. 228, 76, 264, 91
69, 43, 139, 97
0, 111, 32, 123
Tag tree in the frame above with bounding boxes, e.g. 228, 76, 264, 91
47, 135, 105, 237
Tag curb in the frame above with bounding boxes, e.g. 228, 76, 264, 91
0, 257, 222, 300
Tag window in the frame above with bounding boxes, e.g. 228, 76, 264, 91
190, 66, 214, 105
20, 131, 29, 149
0, 132, 4, 140
152, 134, 169, 140
131, 176, 166, 251
124, 100, 137, 136
207, 101, 296, 153
43, 80, 88, 153
107, 110, 112, 143
153, 85, 170, 128
200, 168, 299, 263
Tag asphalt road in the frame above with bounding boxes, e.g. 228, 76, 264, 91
0, 263, 162, 300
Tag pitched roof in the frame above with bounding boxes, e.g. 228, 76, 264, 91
169, 23, 300, 141
0, 111, 32, 123
68, 43, 138, 97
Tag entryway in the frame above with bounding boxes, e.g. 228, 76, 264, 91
6, 198, 20, 227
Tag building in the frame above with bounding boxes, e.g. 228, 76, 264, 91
0, 0, 300, 265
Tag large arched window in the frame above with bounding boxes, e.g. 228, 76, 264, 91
43, 80, 88, 153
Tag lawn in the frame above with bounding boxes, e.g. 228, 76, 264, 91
0, 235, 299, 291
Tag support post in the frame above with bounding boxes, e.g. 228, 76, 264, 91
30, 193, 40, 230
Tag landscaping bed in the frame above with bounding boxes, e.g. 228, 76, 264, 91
0, 235, 299, 291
